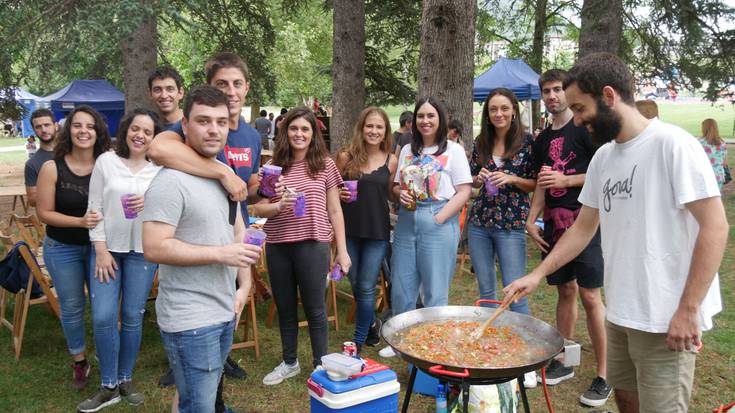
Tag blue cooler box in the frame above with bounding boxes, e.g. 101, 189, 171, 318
408, 364, 439, 396
308, 369, 399, 413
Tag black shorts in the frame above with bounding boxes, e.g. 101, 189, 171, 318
542, 229, 604, 289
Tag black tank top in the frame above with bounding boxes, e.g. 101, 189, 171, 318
342, 155, 391, 240
46, 158, 91, 245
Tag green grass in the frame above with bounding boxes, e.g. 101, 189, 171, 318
0, 137, 27, 147
0, 137, 733, 412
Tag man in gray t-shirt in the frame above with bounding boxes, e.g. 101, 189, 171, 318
143, 86, 260, 413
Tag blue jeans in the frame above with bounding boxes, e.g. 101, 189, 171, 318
346, 237, 388, 345
42, 237, 91, 355
89, 250, 157, 386
468, 224, 530, 314
391, 201, 460, 315
160, 319, 235, 413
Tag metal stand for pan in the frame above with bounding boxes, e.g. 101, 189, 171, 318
402, 364, 532, 413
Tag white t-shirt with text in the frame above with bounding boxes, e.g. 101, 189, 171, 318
579, 119, 722, 333
394, 140, 472, 201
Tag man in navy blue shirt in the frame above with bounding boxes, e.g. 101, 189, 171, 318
148, 53, 263, 410
148, 66, 185, 131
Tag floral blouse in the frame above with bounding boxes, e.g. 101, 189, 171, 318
469, 136, 535, 231
698, 138, 727, 190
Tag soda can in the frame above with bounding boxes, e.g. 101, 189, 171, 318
343, 341, 358, 358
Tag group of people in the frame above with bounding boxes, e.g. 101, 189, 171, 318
20, 50, 726, 413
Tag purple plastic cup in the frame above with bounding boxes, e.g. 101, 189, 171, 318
260, 165, 282, 198
329, 264, 344, 281
343, 180, 358, 203
484, 179, 498, 197
294, 192, 306, 217
244, 228, 267, 246
120, 193, 138, 219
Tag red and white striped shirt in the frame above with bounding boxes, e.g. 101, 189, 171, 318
264, 158, 343, 243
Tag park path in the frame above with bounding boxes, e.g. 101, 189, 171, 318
0, 145, 25, 153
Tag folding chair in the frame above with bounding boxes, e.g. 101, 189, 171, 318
0, 233, 60, 359
231, 274, 260, 359
11, 213, 45, 254
265, 243, 340, 332
345, 268, 390, 324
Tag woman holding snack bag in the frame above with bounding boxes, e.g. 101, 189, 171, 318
253, 107, 351, 385
335, 107, 397, 354
379, 97, 472, 358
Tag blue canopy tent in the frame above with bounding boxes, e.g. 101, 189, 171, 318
44, 80, 125, 136
15, 88, 47, 137
473, 58, 541, 102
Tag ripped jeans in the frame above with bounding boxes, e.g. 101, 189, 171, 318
89, 250, 157, 386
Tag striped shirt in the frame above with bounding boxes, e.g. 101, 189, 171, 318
264, 158, 343, 243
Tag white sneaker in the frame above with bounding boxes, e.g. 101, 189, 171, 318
524, 371, 538, 389
378, 346, 396, 358
262, 360, 300, 385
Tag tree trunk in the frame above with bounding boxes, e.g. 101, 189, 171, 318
417, 0, 476, 149
530, 0, 548, 130
578, 0, 623, 57
331, 0, 365, 153
122, 14, 157, 112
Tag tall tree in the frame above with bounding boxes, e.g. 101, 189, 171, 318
331, 0, 365, 152
122, 13, 157, 112
418, 0, 476, 148
530, 0, 548, 129
578, 0, 623, 56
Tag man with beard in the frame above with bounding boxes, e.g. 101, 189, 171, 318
504, 53, 726, 413
24, 108, 57, 207
526, 69, 610, 407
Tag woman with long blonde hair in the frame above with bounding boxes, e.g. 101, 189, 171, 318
699, 118, 728, 189
335, 107, 397, 353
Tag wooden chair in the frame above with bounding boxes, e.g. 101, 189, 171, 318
10, 213, 45, 255
265, 279, 340, 332
264, 241, 341, 331
231, 287, 260, 359
344, 268, 390, 324
0, 232, 60, 359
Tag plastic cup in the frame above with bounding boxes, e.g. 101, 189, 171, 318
329, 263, 344, 281
294, 192, 306, 217
244, 228, 267, 246
540, 165, 552, 173
120, 193, 138, 219
343, 180, 358, 203
260, 165, 282, 197
484, 179, 498, 197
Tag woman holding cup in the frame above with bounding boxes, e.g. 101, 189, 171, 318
76, 108, 163, 411
253, 107, 351, 385
36, 105, 112, 389
380, 97, 472, 358
468, 88, 536, 315
335, 107, 397, 353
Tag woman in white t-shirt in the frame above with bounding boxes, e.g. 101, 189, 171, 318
380, 97, 472, 357
78, 109, 162, 411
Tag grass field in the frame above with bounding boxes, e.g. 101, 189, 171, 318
0, 109, 733, 413
0, 137, 26, 148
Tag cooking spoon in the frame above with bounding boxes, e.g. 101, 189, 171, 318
471, 290, 521, 340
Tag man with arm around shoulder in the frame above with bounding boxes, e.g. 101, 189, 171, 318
143, 86, 260, 413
